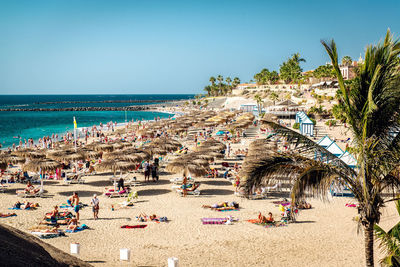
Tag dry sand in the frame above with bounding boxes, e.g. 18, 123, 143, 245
1, 163, 398, 266
0, 103, 398, 266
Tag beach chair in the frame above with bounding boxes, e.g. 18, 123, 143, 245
264, 182, 282, 194
127, 176, 141, 187
0, 184, 7, 193
176, 183, 201, 196
16, 187, 44, 198
104, 187, 130, 198
69, 173, 85, 184
169, 177, 195, 184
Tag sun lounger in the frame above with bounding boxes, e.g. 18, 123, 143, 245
104, 188, 130, 198
127, 177, 141, 187
169, 177, 195, 184
176, 183, 201, 196
16, 187, 44, 198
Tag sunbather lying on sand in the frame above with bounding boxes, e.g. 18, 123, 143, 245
31, 225, 60, 233
0, 212, 16, 217
257, 212, 274, 224
13, 201, 39, 209
296, 200, 312, 209
24, 181, 40, 194
202, 201, 239, 210
67, 216, 79, 231
136, 212, 167, 222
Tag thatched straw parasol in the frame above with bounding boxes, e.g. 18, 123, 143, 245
22, 159, 61, 173
48, 150, 85, 162
78, 148, 101, 159
123, 148, 150, 161
2, 155, 26, 164
95, 159, 135, 174
93, 143, 114, 152
166, 161, 208, 177
12, 148, 34, 158
0, 160, 7, 170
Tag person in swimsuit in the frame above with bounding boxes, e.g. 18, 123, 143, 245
68, 216, 79, 231
67, 192, 80, 220
182, 175, 188, 197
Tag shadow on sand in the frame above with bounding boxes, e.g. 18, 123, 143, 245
85, 180, 111, 187
201, 189, 234, 196
202, 180, 232, 186
137, 189, 170, 196
58, 190, 103, 197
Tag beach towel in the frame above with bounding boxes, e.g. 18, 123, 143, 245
247, 219, 287, 228
31, 231, 65, 239
201, 218, 228, 225
59, 203, 87, 209
272, 201, 291, 206
217, 208, 239, 212
9, 207, 31, 210
345, 203, 358, 208
0, 214, 17, 218
121, 225, 147, 229
65, 224, 89, 233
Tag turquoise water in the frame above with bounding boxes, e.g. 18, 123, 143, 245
0, 94, 193, 148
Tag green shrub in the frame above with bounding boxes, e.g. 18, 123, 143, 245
325, 119, 337, 127
293, 122, 300, 129
310, 118, 316, 125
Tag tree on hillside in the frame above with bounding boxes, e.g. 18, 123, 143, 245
232, 77, 241, 88
209, 76, 216, 86
254, 68, 270, 85
243, 30, 400, 267
269, 92, 279, 105
341, 55, 353, 66
217, 75, 224, 95
313, 64, 335, 79
279, 53, 306, 83
204, 85, 212, 96
254, 94, 263, 115
269, 71, 279, 84
226, 77, 232, 94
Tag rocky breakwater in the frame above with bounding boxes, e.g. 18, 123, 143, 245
0, 106, 151, 112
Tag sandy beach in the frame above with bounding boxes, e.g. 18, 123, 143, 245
0, 113, 398, 267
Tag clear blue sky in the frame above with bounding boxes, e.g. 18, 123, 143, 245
0, 0, 399, 94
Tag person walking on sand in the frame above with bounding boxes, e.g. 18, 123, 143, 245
91, 194, 99, 220
144, 160, 150, 182
68, 192, 80, 220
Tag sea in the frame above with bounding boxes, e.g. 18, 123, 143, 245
0, 94, 194, 149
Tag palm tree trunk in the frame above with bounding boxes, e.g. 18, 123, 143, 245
364, 223, 375, 267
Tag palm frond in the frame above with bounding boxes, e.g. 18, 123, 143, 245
263, 120, 356, 176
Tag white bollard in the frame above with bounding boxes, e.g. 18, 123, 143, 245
120, 248, 130, 261
168, 257, 179, 267
70, 243, 80, 255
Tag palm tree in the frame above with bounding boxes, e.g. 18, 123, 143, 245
291, 53, 306, 64
233, 77, 241, 88
217, 75, 224, 95
226, 77, 232, 94
209, 76, 216, 86
374, 199, 400, 266
254, 94, 263, 115
341, 55, 353, 66
204, 85, 212, 96
269, 92, 279, 105
243, 30, 400, 267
